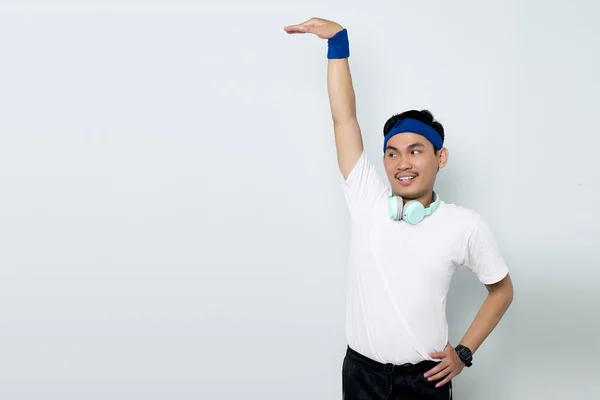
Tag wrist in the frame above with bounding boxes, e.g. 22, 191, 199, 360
327, 28, 349, 59
454, 344, 473, 367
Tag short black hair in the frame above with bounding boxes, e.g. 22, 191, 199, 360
383, 109, 445, 150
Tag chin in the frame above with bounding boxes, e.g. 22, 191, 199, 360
392, 186, 422, 199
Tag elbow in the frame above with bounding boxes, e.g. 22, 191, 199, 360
504, 275, 514, 306
487, 273, 514, 309
332, 115, 358, 126
504, 287, 514, 309
491, 286, 513, 314
501, 281, 514, 311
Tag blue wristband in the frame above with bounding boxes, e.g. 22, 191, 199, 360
327, 28, 350, 59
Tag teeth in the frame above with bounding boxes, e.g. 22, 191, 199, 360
399, 176, 415, 181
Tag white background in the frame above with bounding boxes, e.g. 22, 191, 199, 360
0, 1, 598, 399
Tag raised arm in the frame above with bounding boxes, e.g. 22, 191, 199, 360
284, 17, 364, 179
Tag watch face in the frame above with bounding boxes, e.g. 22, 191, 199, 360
457, 346, 472, 362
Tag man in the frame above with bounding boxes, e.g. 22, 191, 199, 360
284, 17, 514, 400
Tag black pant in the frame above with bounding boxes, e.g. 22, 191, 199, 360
342, 346, 452, 400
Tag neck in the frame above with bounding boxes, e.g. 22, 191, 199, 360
402, 191, 435, 208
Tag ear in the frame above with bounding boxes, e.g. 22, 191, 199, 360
437, 147, 449, 169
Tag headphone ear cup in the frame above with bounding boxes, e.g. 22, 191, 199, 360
403, 200, 426, 225
388, 195, 402, 220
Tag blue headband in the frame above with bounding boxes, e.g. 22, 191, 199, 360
383, 118, 443, 152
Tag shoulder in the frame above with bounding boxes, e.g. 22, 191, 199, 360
435, 201, 494, 244
437, 201, 482, 226
438, 201, 503, 254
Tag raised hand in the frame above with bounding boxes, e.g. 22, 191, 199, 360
283, 16, 362, 179
283, 17, 344, 40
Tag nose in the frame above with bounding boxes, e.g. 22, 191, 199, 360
396, 155, 413, 171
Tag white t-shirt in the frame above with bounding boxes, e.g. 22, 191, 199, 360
342, 150, 509, 365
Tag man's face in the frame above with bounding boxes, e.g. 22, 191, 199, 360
383, 132, 448, 204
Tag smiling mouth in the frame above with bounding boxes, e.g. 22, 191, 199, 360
396, 175, 417, 185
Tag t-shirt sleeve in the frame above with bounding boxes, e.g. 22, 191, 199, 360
342, 150, 389, 216
463, 216, 509, 285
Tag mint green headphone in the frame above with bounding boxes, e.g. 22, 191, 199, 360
388, 191, 440, 224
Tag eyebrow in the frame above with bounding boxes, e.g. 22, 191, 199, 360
386, 142, 425, 152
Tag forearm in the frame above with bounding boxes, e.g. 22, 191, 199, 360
326, 39, 363, 177
458, 285, 513, 354
327, 58, 357, 123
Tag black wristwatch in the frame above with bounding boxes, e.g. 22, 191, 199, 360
454, 345, 473, 367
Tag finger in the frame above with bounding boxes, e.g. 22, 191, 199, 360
427, 365, 452, 382
301, 17, 321, 27
435, 372, 454, 388
428, 351, 446, 359
284, 17, 319, 32
283, 24, 308, 34
423, 362, 447, 378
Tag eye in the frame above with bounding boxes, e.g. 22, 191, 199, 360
412, 150, 421, 155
